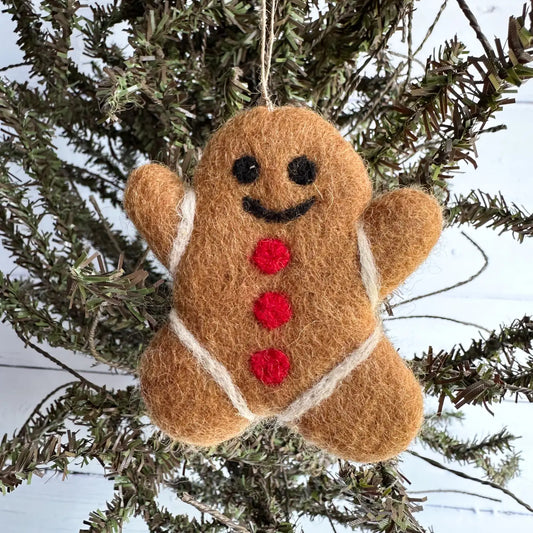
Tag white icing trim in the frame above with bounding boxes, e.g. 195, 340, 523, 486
357, 223, 381, 310
277, 324, 383, 424
168, 310, 258, 422
168, 187, 196, 277
278, 222, 382, 423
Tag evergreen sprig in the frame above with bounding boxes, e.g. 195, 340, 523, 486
414, 316, 533, 408
419, 423, 520, 486
356, 4, 533, 192
448, 189, 533, 242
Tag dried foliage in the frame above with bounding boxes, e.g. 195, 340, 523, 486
1, 1, 533, 531
447, 190, 533, 242
419, 415, 521, 486
413, 315, 533, 408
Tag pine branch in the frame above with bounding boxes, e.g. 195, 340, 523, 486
180, 492, 251, 533
409, 450, 533, 513
15, 335, 102, 393
358, 2, 533, 192
413, 315, 533, 407
419, 421, 520, 485
413, 0, 449, 57
385, 314, 491, 334
169, 426, 428, 533
410, 488, 501, 503
392, 232, 488, 309
455, 0, 499, 64
447, 189, 533, 242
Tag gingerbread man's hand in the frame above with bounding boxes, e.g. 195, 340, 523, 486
124, 163, 185, 269
361, 188, 443, 298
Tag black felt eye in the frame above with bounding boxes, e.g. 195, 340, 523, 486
288, 156, 317, 186
232, 155, 260, 184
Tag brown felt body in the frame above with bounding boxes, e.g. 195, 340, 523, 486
296, 337, 424, 462
124, 106, 442, 462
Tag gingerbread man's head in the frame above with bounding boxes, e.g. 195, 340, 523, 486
193, 106, 372, 234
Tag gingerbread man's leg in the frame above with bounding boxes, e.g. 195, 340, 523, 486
294, 338, 423, 463
140, 325, 251, 446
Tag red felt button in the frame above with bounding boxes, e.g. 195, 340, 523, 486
250, 349, 290, 386
254, 292, 292, 330
251, 238, 290, 274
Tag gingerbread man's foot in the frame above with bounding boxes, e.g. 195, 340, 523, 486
140, 325, 251, 446
294, 338, 423, 462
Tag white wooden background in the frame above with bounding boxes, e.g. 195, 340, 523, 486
1, 1, 532, 531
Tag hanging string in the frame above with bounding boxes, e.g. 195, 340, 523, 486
260, 0, 277, 110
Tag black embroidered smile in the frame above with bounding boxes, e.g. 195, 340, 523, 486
242, 196, 316, 223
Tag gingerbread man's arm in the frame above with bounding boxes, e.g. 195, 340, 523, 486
124, 163, 185, 269
361, 188, 443, 298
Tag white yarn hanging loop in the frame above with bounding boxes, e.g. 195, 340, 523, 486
260, 0, 277, 110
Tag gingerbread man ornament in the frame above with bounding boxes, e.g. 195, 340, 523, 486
124, 106, 442, 462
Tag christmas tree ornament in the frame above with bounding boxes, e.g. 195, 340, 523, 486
123, 0, 442, 462
124, 104, 442, 462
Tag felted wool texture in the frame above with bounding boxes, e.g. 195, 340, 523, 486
362, 188, 443, 297
123, 163, 184, 268
295, 336, 424, 463
139, 323, 250, 446
251, 238, 291, 273
125, 105, 443, 461
172, 105, 376, 417
253, 291, 292, 330
250, 348, 291, 386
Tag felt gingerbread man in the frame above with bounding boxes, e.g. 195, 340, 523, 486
124, 106, 442, 462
